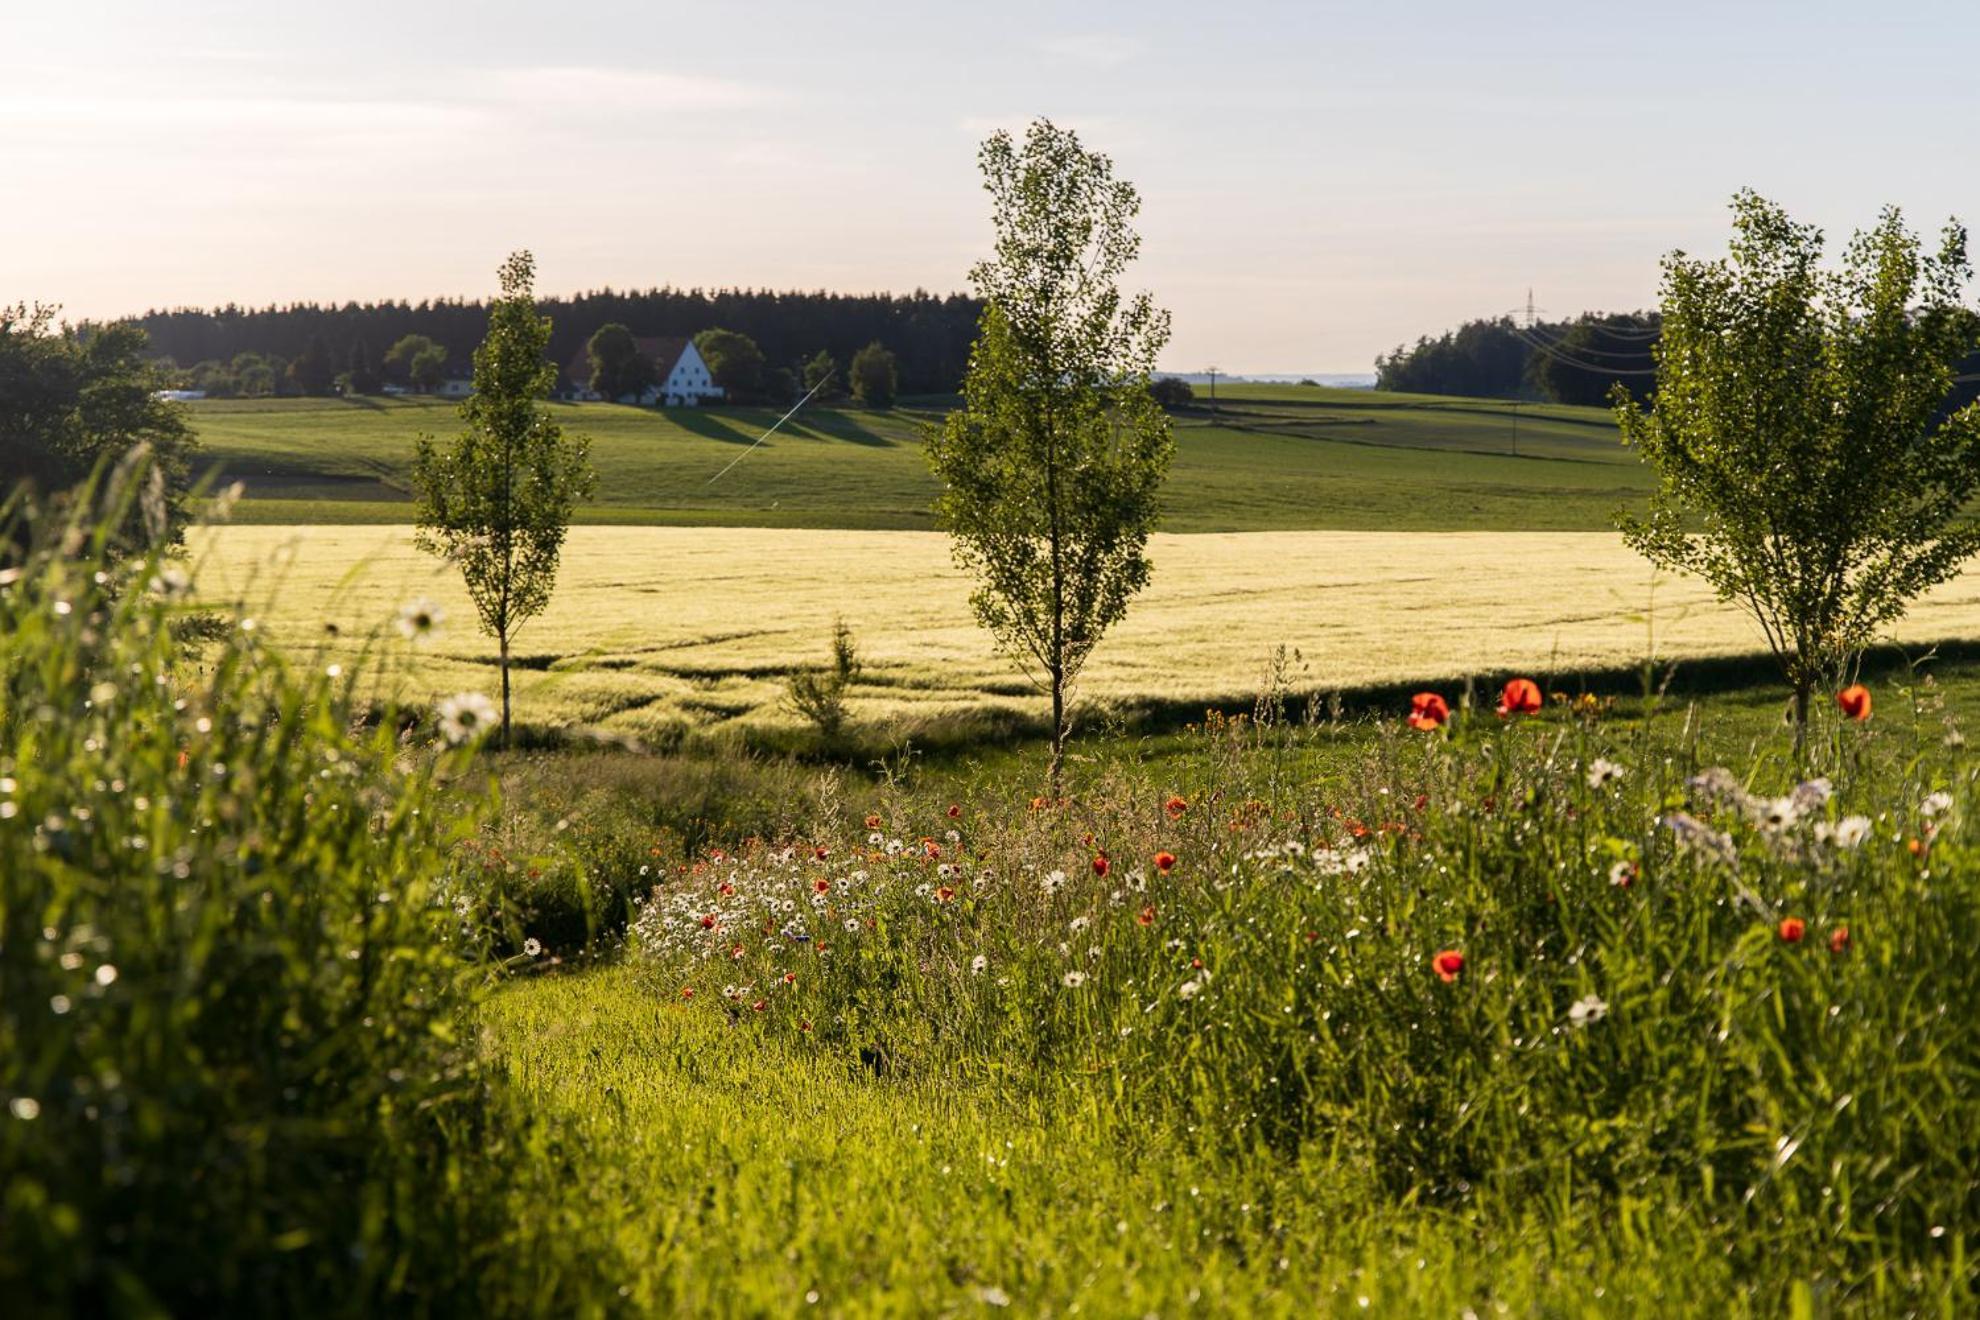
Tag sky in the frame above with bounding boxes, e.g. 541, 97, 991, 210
5, 0, 1979, 373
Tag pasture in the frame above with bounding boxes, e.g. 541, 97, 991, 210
185, 385, 1651, 533
192, 521, 1980, 743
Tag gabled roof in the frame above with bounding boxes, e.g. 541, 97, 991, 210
563, 335, 695, 388
635, 336, 692, 376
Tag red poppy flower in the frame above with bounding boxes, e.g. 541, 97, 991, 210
1778, 916, 1806, 944
947, 803, 962, 819
1496, 678, 1542, 718
1190, 957, 1204, 970
815, 845, 829, 860
751, 999, 766, 1012
864, 813, 881, 829
1836, 684, 1872, 722
679, 986, 695, 1000
1828, 926, 1850, 955
924, 840, 941, 859
799, 1020, 812, 1032
1137, 904, 1156, 927
719, 882, 736, 897
699, 914, 718, 929
783, 971, 797, 984
935, 885, 956, 902
813, 878, 831, 894
1030, 796, 1048, 811
1164, 795, 1188, 818
1432, 949, 1465, 982
730, 943, 745, 959
1407, 692, 1450, 730
1154, 851, 1177, 874
1092, 854, 1110, 878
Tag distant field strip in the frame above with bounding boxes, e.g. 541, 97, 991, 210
192, 526, 1980, 737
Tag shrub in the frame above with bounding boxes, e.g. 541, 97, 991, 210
784, 618, 862, 746
0, 482, 608, 1314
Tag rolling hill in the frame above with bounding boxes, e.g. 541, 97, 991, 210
186, 383, 1651, 533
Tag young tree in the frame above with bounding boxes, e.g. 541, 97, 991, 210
409, 344, 449, 394
801, 349, 839, 399
585, 322, 653, 401
385, 334, 443, 388
848, 341, 898, 408
694, 328, 765, 402
926, 119, 1174, 791
1618, 191, 1980, 740
410, 252, 595, 746
0, 304, 201, 554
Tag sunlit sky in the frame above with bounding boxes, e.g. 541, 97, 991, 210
5, 0, 1978, 372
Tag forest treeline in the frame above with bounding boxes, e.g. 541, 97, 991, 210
1375, 313, 1662, 404
1377, 310, 1980, 412
127, 286, 983, 397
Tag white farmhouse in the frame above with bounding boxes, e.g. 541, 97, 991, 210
562, 336, 725, 406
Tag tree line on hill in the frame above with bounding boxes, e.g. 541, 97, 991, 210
128, 287, 980, 402
1377, 310, 1980, 413
1375, 313, 1664, 404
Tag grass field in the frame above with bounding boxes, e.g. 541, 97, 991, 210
192, 522, 1980, 742
185, 384, 1653, 533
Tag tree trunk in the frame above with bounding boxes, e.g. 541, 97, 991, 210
1790, 678, 1810, 760
1048, 664, 1065, 798
499, 631, 513, 750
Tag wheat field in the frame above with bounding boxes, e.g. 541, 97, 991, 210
191, 525, 1980, 737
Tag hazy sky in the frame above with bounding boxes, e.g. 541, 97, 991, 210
6, 0, 1978, 372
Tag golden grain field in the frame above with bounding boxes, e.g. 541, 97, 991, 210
190, 525, 1980, 738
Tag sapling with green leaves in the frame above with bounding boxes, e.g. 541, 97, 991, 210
411, 251, 594, 746
926, 119, 1174, 792
1617, 191, 1980, 741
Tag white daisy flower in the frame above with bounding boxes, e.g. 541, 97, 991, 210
1921, 791, 1954, 819
436, 692, 497, 745
970, 954, 988, 975
1568, 995, 1608, 1027
1061, 970, 1087, 988
1585, 757, 1626, 789
1177, 979, 1201, 1001
522, 937, 543, 957
397, 597, 445, 641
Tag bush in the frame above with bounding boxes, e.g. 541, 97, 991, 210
0, 482, 610, 1314
784, 619, 862, 745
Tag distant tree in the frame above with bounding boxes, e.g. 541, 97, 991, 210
1149, 376, 1194, 408
232, 352, 278, 397
926, 120, 1173, 792
1618, 191, 1980, 743
848, 341, 898, 408
1527, 313, 1658, 407
801, 349, 839, 399
286, 334, 337, 396
763, 365, 797, 405
694, 328, 765, 402
385, 334, 443, 387
1375, 317, 1532, 398
585, 322, 652, 402
784, 618, 863, 744
410, 252, 595, 746
409, 344, 448, 394
0, 304, 201, 553
342, 338, 382, 395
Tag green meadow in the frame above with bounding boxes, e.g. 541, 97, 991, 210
188, 384, 1651, 533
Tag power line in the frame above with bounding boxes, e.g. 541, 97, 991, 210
704, 371, 836, 485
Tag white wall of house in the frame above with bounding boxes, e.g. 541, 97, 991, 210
659, 342, 723, 406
